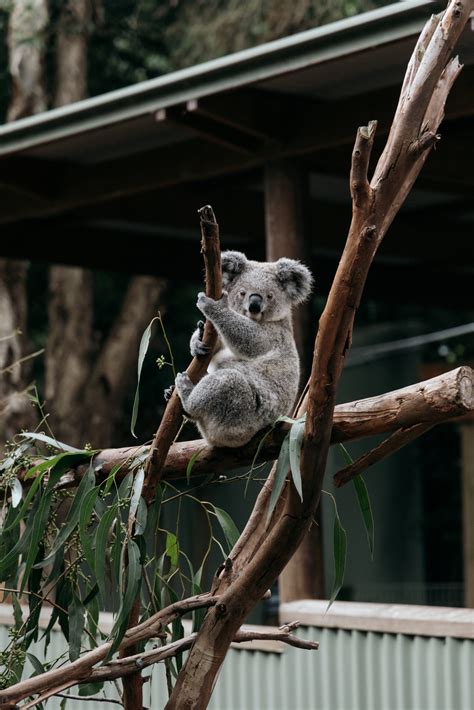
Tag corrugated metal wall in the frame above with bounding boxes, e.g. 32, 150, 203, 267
1, 621, 473, 709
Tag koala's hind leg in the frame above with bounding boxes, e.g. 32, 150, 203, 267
183, 370, 260, 447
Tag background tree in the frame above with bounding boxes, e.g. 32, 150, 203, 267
0, 0, 166, 451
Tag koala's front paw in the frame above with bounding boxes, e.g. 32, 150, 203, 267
196, 292, 213, 314
197, 291, 228, 316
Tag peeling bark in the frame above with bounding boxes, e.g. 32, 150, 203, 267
7, 0, 49, 121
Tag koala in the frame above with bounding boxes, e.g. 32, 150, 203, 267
174, 251, 313, 448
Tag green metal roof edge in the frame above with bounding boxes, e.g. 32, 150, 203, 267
0, 0, 442, 156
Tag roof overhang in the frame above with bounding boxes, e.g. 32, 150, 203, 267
0, 0, 473, 304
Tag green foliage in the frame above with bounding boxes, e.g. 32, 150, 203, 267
165, 0, 393, 70
0, 427, 241, 693
88, 0, 176, 97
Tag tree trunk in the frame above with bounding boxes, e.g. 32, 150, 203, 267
0, 260, 36, 453
47, 0, 164, 450
1, 0, 49, 449
45, 266, 94, 446
54, 0, 93, 107
82, 275, 166, 448
7, 0, 49, 121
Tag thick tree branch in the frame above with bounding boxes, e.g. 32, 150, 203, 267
11, 366, 473, 494
333, 422, 434, 487
82, 366, 473, 482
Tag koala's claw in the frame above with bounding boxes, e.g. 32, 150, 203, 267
164, 384, 175, 402
192, 341, 210, 357
175, 371, 194, 397
190, 320, 210, 357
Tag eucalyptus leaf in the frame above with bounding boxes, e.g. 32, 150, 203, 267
128, 466, 145, 526
212, 506, 240, 551
4, 450, 93, 535
338, 443, 375, 559
276, 414, 305, 425
288, 418, 305, 501
0, 441, 30, 472
131, 317, 158, 438
0, 495, 37, 580
165, 532, 179, 569
20, 489, 55, 593
79, 682, 104, 697
19, 431, 88, 454
94, 504, 119, 604
325, 492, 347, 610
10, 478, 23, 508
353, 475, 375, 560
244, 427, 274, 497
135, 497, 148, 536
26, 653, 45, 677
266, 432, 290, 524
68, 594, 85, 661
79, 486, 101, 572
118, 471, 134, 501
108, 539, 142, 657
36, 466, 96, 569
102, 463, 122, 497
186, 448, 204, 485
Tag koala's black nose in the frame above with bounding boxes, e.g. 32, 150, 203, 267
248, 294, 263, 314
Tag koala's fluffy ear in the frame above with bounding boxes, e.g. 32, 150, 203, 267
275, 258, 314, 304
221, 251, 248, 287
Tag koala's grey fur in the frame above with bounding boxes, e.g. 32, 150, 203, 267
174, 251, 313, 448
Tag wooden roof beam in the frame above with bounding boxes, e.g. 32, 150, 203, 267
156, 101, 266, 154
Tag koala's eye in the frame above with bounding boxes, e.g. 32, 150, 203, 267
267, 293, 274, 300
239, 290, 246, 297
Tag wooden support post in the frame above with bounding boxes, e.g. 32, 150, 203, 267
264, 159, 324, 603
461, 422, 474, 607
264, 159, 312, 364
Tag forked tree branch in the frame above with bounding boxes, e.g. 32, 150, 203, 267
166, 3, 473, 707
